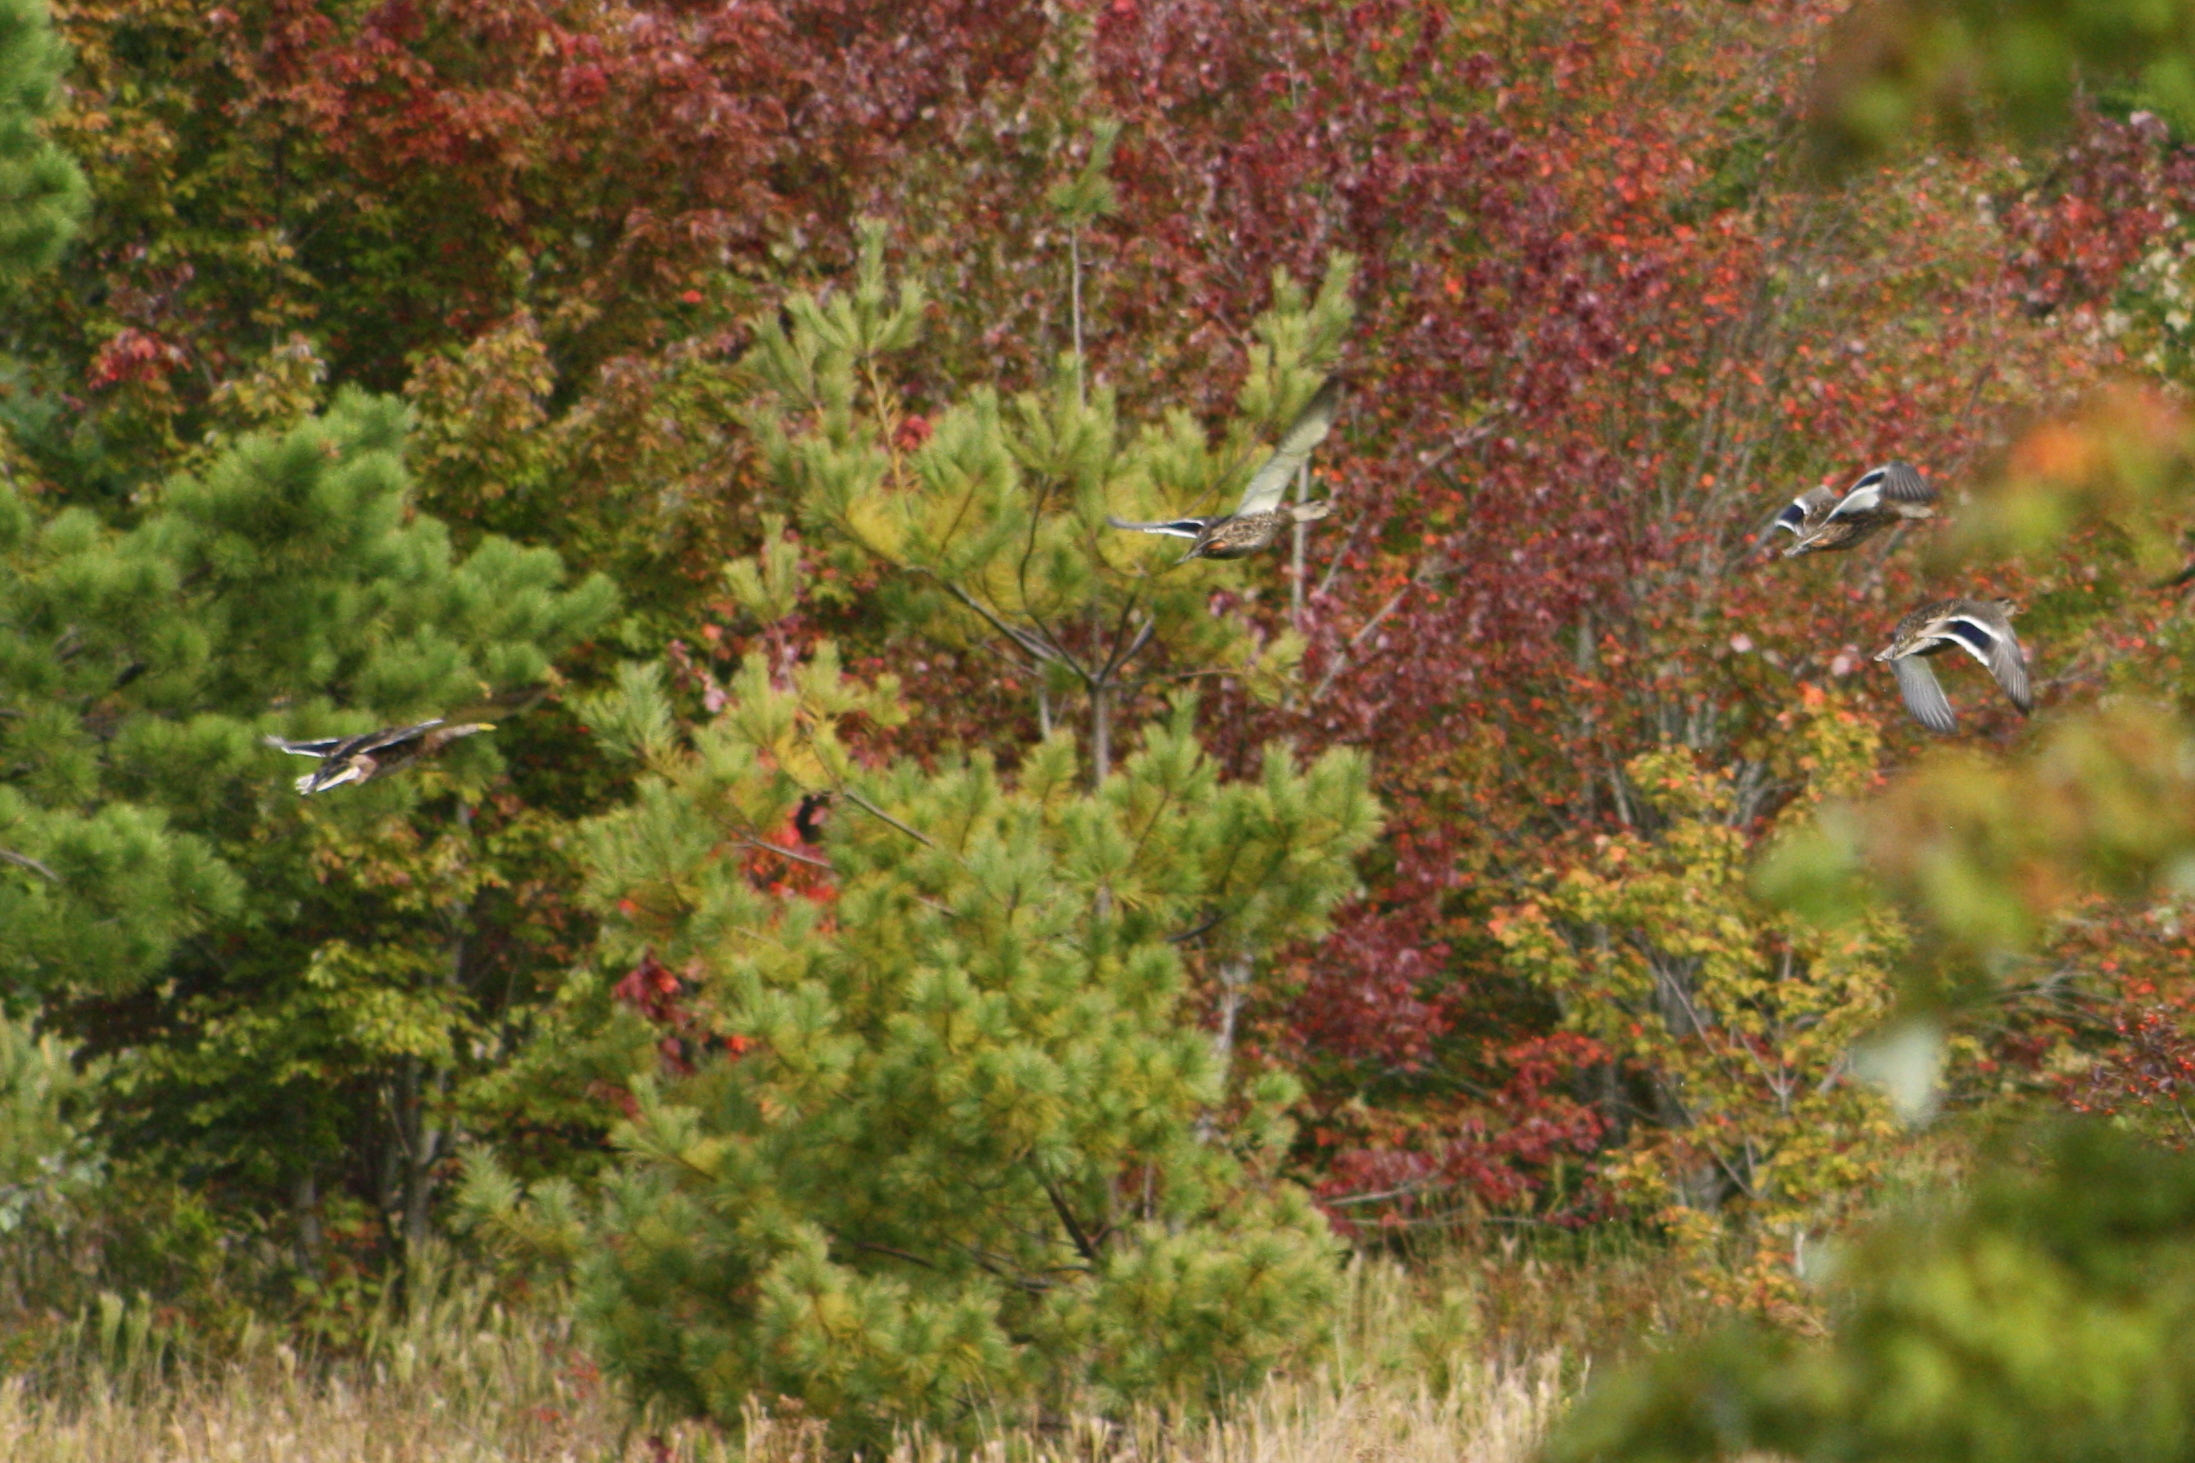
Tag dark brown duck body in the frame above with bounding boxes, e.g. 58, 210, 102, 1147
1180, 503, 1333, 561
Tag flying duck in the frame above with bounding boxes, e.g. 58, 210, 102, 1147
267, 719, 497, 794
1108, 379, 1341, 561
1779, 462, 1937, 558
1872, 598, 2032, 733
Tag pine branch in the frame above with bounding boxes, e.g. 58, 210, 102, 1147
1040, 1173, 1102, 1264
737, 837, 834, 872
839, 791, 935, 848
917, 569, 1080, 676
0, 848, 57, 883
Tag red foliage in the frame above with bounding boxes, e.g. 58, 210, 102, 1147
1312, 1033, 1611, 1231
48, 0, 2195, 1233
612, 951, 703, 1077
1997, 110, 2195, 318
614, 950, 757, 1076
1051, 1, 2188, 1212
249, 0, 1053, 367
87, 327, 187, 389
2066, 1006, 2195, 1146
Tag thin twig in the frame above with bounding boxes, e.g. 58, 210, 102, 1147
0, 848, 58, 883
737, 838, 834, 872
849, 1239, 940, 1270
1041, 1175, 1102, 1264
1165, 909, 1231, 945
1100, 613, 1159, 686
840, 791, 935, 848
918, 570, 1075, 674
1308, 569, 1433, 704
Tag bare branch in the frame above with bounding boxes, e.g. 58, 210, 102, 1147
839, 791, 935, 849
0, 848, 58, 883
1041, 1174, 1102, 1264
736, 838, 835, 872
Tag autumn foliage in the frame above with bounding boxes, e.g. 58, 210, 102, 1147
9, 0, 2195, 1420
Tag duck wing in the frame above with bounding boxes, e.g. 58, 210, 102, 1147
440, 684, 549, 725
1107, 515, 1213, 541
1874, 461, 1935, 504
1932, 602, 2031, 713
1890, 655, 1959, 734
1827, 461, 1934, 521
296, 762, 369, 795
265, 734, 350, 758
349, 719, 447, 755
267, 719, 444, 762
1235, 379, 1341, 516
1773, 487, 1838, 537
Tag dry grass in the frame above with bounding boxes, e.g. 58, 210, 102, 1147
0, 1243, 1680, 1462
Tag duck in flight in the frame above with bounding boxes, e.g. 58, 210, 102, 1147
267, 719, 498, 794
1774, 462, 1937, 558
1873, 598, 2032, 733
1108, 379, 1341, 561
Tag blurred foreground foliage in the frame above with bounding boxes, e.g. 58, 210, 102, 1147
1555, 1122, 2195, 1463
1558, 6, 2195, 1460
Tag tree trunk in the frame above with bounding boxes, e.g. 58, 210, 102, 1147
393, 1055, 440, 1260
293, 1170, 323, 1279
1090, 677, 1110, 788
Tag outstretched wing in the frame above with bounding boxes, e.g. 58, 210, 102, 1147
1827, 461, 1933, 521
297, 764, 368, 796
1875, 461, 1934, 504
1936, 606, 2032, 713
1235, 379, 1342, 516
350, 719, 446, 755
1773, 487, 1837, 537
1890, 656, 1958, 734
264, 734, 348, 758
1107, 515, 1212, 541
266, 718, 444, 764
438, 683, 550, 727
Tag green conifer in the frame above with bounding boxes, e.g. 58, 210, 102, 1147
1, 390, 612, 994
0, 0, 617, 1274
1, 386, 613, 1260
0, 0, 84, 278
483, 227, 1378, 1448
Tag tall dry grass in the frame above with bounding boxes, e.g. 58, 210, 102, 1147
0, 1241, 1685, 1462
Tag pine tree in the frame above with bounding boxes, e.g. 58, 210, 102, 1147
1, 387, 614, 1252
2, 389, 613, 989
0, 0, 619, 1285
0, 0, 83, 278
476, 225, 1378, 1448
742, 219, 1354, 783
